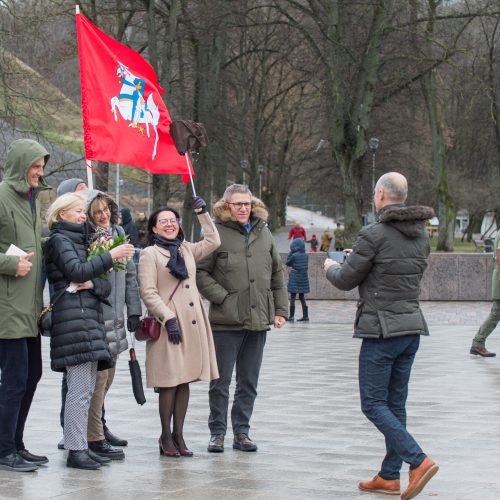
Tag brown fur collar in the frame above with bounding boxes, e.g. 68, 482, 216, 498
378, 205, 435, 223
213, 196, 269, 222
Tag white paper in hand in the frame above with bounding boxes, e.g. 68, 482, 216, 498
66, 283, 79, 293
6, 244, 27, 257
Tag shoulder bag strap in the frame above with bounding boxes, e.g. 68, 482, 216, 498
167, 280, 183, 305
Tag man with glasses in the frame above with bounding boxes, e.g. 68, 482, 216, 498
197, 184, 288, 454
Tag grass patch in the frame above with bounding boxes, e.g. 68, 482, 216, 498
430, 238, 488, 253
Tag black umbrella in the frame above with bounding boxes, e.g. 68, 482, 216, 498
129, 348, 146, 405
170, 120, 209, 196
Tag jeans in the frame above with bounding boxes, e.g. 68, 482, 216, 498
0, 335, 42, 457
359, 335, 426, 480
473, 299, 500, 347
208, 330, 266, 436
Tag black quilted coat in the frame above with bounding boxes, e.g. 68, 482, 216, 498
326, 204, 434, 339
45, 220, 114, 372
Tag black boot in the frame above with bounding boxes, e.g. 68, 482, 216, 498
297, 306, 309, 322
289, 306, 295, 322
66, 450, 101, 470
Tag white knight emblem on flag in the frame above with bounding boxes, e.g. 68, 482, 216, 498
110, 62, 160, 159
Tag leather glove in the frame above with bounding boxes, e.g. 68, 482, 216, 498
166, 318, 182, 344
127, 315, 141, 333
192, 196, 207, 214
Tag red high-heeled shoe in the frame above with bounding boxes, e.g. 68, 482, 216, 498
158, 437, 180, 457
173, 436, 193, 457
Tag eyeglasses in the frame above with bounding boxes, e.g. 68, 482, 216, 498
158, 218, 179, 226
93, 207, 111, 217
228, 202, 252, 209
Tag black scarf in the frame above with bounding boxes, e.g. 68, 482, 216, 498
153, 234, 188, 280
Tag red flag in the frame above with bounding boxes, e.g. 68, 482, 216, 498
76, 14, 188, 175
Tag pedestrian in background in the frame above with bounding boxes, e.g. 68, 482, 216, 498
288, 220, 307, 240
470, 230, 500, 357
197, 184, 288, 454
320, 229, 333, 252
286, 238, 310, 322
306, 233, 318, 252
324, 172, 438, 499
0, 139, 51, 472
135, 211, 148, 248
139, 197, 220, 458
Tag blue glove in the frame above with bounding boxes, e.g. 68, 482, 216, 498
192, 196, 207, 214
166, 318, 182, 344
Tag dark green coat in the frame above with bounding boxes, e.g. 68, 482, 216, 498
0, 139, 51, 339
196, 198, 288, 331
326, 204, 434, 339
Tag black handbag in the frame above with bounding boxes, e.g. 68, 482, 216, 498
37, 288, 66, 337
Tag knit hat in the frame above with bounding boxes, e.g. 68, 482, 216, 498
56, 178, 86, 197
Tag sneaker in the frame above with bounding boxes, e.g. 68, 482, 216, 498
358, 475, 400, 495
233, 433, 257, 452
207, 434, 224, 453
401, 457, 439, 500
0, 452, 38, 472
470, 345, 496, 357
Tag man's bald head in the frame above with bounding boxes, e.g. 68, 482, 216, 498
374, 172, 408, 211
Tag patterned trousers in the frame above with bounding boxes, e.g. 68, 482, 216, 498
64, 362, 97, 451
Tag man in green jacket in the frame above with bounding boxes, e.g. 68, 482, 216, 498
0, 139, 51, 472
197, 184, 288, 453
470, 230, 500, 357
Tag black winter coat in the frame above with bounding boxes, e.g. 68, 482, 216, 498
286, 238, 310, 294
45, 221, 114, 372
326, 204, 434, 339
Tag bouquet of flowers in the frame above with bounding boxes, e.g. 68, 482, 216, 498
88, 228, 130, 274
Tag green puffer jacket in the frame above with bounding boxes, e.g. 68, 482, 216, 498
196, 198, 288, 332
326, 204, 434, 339
0, 139, 51, 339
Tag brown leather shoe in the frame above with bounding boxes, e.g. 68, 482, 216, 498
401, 457, 439, 500
470, 345, 496, 357
358, 475, 400, 495
232, 433, 257, 452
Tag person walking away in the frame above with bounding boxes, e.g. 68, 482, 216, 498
197, 184, 288, 454
288, 220, 307, 240
139, 197, 220, 457
45, 193, 135, 470
334, 223, 346, 251
470, 230, 500, 357
0, 139, 51, 472
320, 229, 333, 252
323, 172, 438, 499
286, 238, 310, 322
86, 191, 142, 460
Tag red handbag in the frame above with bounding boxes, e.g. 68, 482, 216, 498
135, 281, 182, 342
135, 316, 161, 341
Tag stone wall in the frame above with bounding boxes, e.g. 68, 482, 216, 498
281, 252, 495, 301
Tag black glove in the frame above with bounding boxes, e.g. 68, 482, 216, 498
192, 196, 207, 214
166, 318, 182, 344
127, 315, 141, 333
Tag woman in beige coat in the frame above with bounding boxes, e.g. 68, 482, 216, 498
138, 198, 220, 458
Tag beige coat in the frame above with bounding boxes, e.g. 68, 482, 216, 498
139, 213, 220, 388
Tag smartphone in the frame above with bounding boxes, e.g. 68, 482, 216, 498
327, 251, 346, 264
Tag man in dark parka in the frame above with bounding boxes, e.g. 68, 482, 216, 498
0, 139, 51, 471
324, 172, 438, 500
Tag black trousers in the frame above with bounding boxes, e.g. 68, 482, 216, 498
0, 335, 42, 457
208, 330, 266, 436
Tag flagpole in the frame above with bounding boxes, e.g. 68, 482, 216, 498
116, 163, 120, 207
147, 173, 151, 216
86, 159, 94, 190
185, 154, 197, 197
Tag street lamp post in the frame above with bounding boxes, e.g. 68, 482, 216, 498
240, 159, 249, 185
257, 164, 264, 198
368, 137, 380, 218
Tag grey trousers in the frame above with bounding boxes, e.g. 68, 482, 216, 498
473, 299, 500, 347
64, 362, 97, 450
208, 330, 266, 436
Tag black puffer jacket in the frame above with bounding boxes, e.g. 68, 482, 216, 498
45, 220, 114, 372
326, 204, 434, 339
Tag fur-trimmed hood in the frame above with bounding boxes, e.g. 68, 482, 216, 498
378, 204, 435, 239
212, 196, 269, 223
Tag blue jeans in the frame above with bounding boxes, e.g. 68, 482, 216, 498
359, 335, 426, 480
